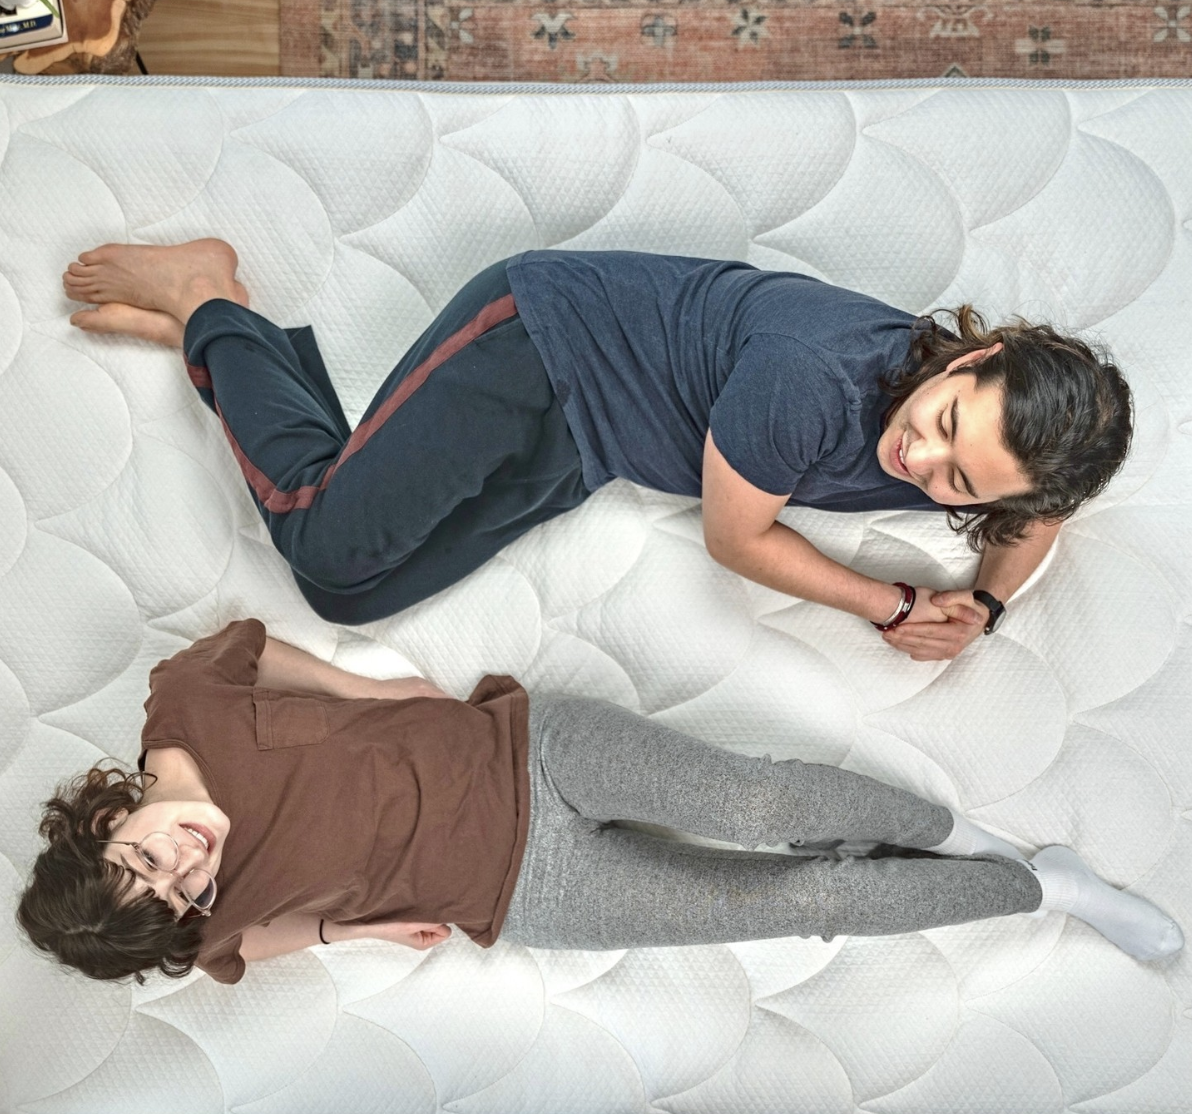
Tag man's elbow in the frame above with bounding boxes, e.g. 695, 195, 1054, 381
703, 523, 748, 570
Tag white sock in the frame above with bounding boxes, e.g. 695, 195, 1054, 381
1027, 846, 1184, 961
927, 809, 1025, 860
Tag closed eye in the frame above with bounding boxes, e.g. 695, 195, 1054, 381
948, 398, 978, 499
939, 400, 977, 498
936, 406, 961, 494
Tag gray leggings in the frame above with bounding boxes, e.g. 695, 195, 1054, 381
499, 696, 1042, 949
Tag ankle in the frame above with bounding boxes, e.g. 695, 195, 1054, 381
1026, 846, 1184, 961
175, 277, 238, 324
928, 809, 1025, 860
1021, 856, 1079, 912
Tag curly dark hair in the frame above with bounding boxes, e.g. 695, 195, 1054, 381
885, 306, 1133, 550
17, 765, 205, 983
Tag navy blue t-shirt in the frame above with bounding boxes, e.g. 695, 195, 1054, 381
506, 250, 943, 513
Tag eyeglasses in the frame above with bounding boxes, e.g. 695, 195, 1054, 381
100, 831, 217, 918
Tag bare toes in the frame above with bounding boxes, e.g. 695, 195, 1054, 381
63, 281, 95, 303
69, 303, 184, 347
77, 245, 118, 266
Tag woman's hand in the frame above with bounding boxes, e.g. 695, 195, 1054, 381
365, 921, 453, 950
882, 589, 985, 660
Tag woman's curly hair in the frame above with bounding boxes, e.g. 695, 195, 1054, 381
885, 306, 1133, 549
17, 765, 205, 983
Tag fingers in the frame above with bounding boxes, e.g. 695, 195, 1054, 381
415, 924, 452, 949
882, 619, 980, 661
931, 591, 985, 626
941, 604, 981, 625
884, 636, 958, 661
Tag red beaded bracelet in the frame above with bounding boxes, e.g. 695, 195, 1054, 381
872, 582, 916, 631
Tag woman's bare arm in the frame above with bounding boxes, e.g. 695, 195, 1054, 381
240, 914, 451, 961
256, 637, 451, 701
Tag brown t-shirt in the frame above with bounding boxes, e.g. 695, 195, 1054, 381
139, 620, 531, 984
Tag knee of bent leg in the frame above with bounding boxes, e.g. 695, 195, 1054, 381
292, 568, 389, 626
278, 524, 401, 596
290, 553, 369, 594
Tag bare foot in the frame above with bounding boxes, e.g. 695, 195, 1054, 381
70, 304, 185, 348
62, 239, 242, 324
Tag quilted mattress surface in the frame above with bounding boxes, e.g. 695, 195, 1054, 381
0, 77, 1189, 1114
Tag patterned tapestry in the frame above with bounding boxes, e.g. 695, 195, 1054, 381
280, 0, 1192, 82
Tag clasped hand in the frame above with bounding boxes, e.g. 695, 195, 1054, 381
368, 921, 453, 950
880, 587, 988, 661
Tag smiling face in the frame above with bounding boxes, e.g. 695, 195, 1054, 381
877, 349, 1032, 507
101, 800, 230, 917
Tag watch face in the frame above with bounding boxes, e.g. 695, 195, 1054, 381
985, 607, 1005, 633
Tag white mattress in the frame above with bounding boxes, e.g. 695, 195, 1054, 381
0, 77, 1189, 1114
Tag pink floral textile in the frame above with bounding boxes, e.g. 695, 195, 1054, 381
281, 1, 1192, 82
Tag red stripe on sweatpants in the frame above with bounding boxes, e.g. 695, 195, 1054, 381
186, 361, 213, 390
208, 292, 519, 515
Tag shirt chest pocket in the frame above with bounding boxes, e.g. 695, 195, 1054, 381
253, 689, 331, 750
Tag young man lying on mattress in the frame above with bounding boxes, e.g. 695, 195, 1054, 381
18, 620, 1183, 984
63, 241, 1132, 659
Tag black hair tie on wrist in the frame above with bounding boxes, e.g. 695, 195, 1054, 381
318, 918, 330, 945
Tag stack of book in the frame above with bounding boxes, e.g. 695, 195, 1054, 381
1, 0, 68, 55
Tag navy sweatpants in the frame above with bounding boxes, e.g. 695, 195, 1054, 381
182, 261, 589, 623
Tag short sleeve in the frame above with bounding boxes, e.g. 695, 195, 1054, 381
197, 935, 246, 984
709, 334, 854, 496
467, 674, 527, 705
147, 619, 267, 697
142, 620, 267, 761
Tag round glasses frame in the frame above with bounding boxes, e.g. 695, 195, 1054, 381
100, 831, 217, 919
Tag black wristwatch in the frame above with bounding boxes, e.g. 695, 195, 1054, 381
972, 590, 1006, 634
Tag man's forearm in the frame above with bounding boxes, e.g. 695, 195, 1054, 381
708, 519, 906, 624
974, 519, 1063, 606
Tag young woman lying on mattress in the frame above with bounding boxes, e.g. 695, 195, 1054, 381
18, 621, 1182, 983
62, 241, 1132, 659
